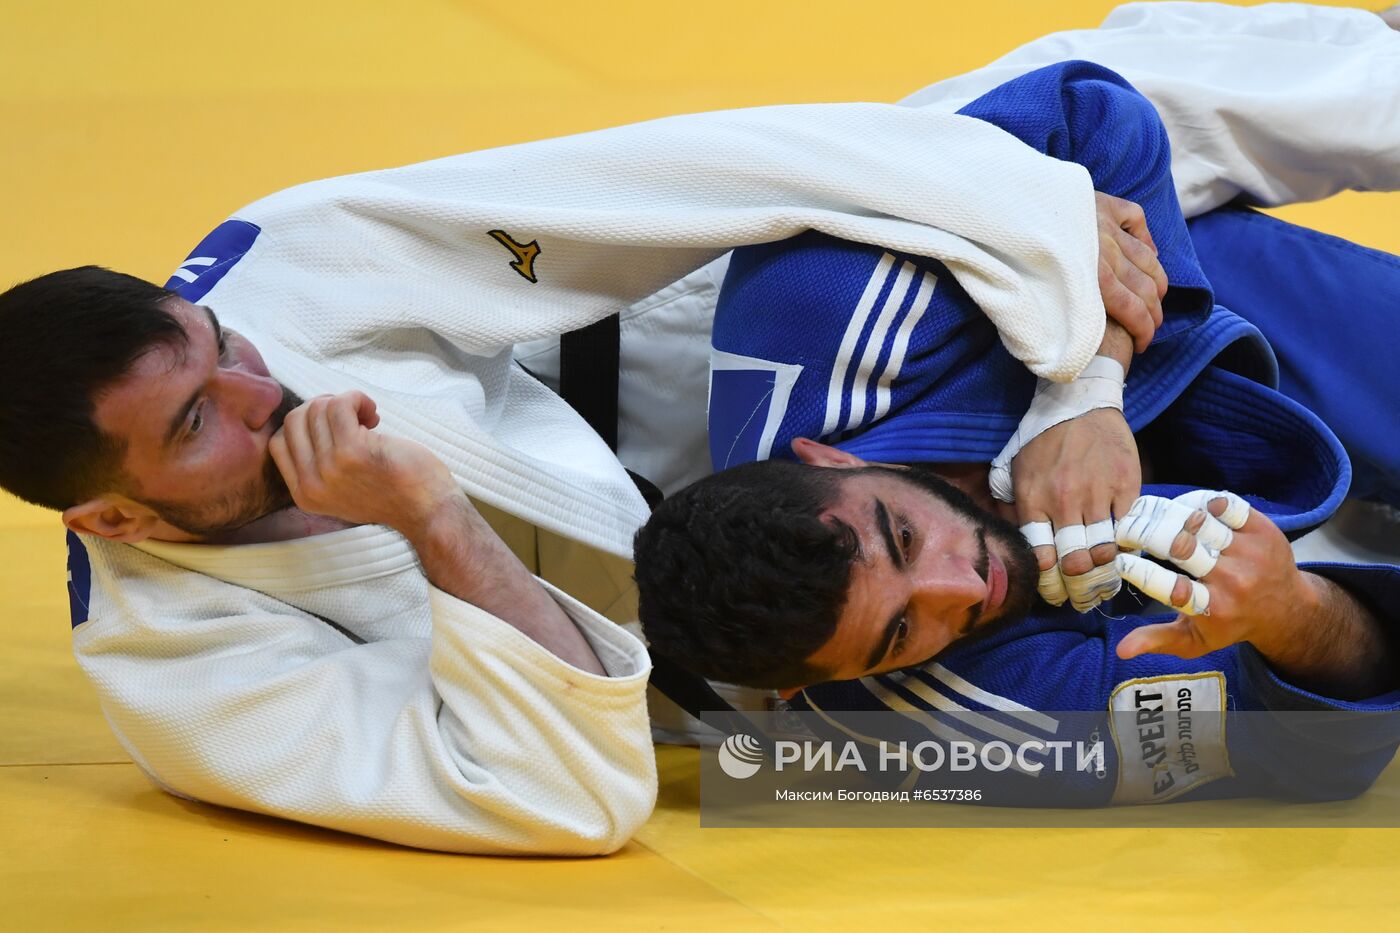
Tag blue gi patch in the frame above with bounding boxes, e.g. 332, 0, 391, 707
708, 351, 803, 471
66, 531, 92, 628
164, 220, 262, 302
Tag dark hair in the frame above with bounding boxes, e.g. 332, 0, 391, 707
0, 266, 184, 510
633, 459, 858, 689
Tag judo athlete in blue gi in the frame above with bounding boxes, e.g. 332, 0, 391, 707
632, 62, 1400, 806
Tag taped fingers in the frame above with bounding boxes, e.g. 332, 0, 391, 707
1117, 553, 1210, 616
1056, 520, 1121, 611
1054, 524, 1089, 563
1173, 489, 1251, 531
1021, 522, 1067, 607
1115, 495, 1232, 579
1085, 517, 1119, 566
1086, 519, 1116, 550
1020, 522, 1054, 551
1038, 566, 1069, 607
989, 463, 1014, 503
1065, 563, 1121, 613
1055, 523, 1097, 576
1024, 519, 1123, 612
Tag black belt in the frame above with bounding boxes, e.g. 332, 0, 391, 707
558, 316, 770, 745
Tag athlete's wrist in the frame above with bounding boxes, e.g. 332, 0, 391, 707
393, 479, 474, 546
1097, 319, 1134, 372
1244, 571, 1342, 684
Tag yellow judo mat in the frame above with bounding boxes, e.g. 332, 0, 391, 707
3, 1, 1398, 928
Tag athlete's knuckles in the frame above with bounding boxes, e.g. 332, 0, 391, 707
1089, 543, 1118, 565
1122, 232, 1154, 260
332, 445, 371, 469
1059, 552, 1094, 576
1119, 257, 1150, 285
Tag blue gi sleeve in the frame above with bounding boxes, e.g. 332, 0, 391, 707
710, 63, 1216, 471
953, 60, 1213, 336
795, 564, 1400, 807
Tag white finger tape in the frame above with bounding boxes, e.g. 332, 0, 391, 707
989, 354, 1126, 504
1193, 520, 1234, 555
1086, 519, 1116, 548
1054, 524, 1089, 560
1020, 522, 1055, 550
1038, 565, 1069, 607
1175, 541, 1219, 581
1173, 489, 1251, 531
1065, 561, 1122, 613
1115, 495, 1228, 578
1116, 496, 1191, 553
990, 464, 1015, 504
1117, 553, 1210, 616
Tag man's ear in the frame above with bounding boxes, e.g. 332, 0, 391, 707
790, 437, 867, 469
62, 496, 160, 543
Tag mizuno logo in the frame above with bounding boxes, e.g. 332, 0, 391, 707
488, 229, 541, 283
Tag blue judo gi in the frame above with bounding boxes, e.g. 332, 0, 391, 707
707, 62, 1400, 805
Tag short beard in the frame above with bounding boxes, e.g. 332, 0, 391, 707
879, 462, 1040, 628
145, 385, 304, 540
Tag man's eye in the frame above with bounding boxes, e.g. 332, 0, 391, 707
189, 407, 205, 436
217, 333, 228, 359
892, 617, 910, 655
900, 524, 913, 557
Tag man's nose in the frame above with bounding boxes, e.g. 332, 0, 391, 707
909, 554, 987, 616
215, 368, 285, 431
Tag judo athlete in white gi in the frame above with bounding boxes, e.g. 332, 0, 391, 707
0, 23, 1186, 852
1, 1, 1396, 847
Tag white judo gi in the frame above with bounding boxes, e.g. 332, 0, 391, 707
70, 1, 1400, 852
73, 39, 1118, 855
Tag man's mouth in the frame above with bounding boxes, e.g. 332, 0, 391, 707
268, 384, 304, 434
973, 529, 1006, 623
982, 549, 1007, 617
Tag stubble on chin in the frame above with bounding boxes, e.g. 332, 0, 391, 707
149, 382, 303, 540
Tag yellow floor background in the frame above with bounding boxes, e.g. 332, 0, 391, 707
3, 1, 1398, 929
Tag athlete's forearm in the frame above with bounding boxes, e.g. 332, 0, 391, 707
1250, 572, 1396, 701
404, 496, 606, 675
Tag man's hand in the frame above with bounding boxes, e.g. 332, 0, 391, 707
270, 391, 606, 674
1114, 491, 1395, 700
1115, 491, 1286, 659
1012, 406, 1141, 611
1096, 191, 1168, 353
1006, 318, 1139, 612
269, 391, 460, 536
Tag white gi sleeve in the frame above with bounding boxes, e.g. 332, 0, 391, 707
72, 541, 656, 856
230, 101, 1106, 381
897, 1, 1400, 217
